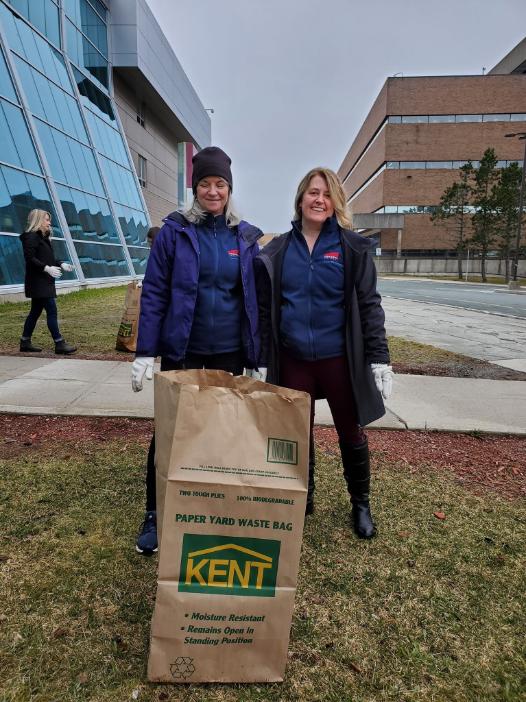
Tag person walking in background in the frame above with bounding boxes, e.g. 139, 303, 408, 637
131, 146, 263, 555
19, 209, 76, 355
256, 167, 393, 538
136, 227, 160, 289
146, 226, 160, 249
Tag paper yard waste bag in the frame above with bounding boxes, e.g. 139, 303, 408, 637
147, 369, 310, 683
115, 281, 141, 352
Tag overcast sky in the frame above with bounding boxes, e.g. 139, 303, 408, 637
146, 0, 526, 233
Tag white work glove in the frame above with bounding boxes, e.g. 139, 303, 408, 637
371, 363, 394, 400
44, 265, 62, 279
131, 356, 155, 392
245, 367, 268, 382
61, 262, 74, 272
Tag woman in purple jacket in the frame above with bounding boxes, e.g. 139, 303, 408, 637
131, 146, 263, 554
256, 168, 393, 539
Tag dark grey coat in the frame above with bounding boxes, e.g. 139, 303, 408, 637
255, 227, 390, 427
20, 231, 62, 299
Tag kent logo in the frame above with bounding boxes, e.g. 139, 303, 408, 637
179, 534, 280, 597
227, 248, 240, 258
323, 251, 341, 262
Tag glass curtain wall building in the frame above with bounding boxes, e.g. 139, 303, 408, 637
0, 0, 150, 291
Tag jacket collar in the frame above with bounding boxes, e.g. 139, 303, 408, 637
291, 215, 339, 239
164, 210, 262, 245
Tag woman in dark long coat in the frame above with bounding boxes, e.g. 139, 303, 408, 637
255, 167, 393, 538
19, 209, 76, 354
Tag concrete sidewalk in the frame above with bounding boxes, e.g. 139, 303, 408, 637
0, 356, 525, 435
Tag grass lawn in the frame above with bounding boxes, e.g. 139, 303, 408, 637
0, 286, 127, 356
1, 430, 524, 701
0, 286, 506, 376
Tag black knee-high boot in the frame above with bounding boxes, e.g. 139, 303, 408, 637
306, 433, 315, 515
339, 440, 376, 539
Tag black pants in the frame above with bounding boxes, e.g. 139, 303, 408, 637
145, 350, 245, 511
22, 297, 62, 342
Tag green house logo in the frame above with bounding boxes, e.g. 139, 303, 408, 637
179, 534, 280, 597
117, 322, 133, 338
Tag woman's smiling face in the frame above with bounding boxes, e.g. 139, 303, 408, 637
195, 176, 229, 215
299, 174, 335, 228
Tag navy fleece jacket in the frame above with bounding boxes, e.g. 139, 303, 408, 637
280, 216, 346, 360
187, 213, 243, 355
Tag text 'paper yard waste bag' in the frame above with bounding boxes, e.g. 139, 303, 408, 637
147, 369, 310, 683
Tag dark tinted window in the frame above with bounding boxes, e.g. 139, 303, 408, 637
74, 241, 131, 278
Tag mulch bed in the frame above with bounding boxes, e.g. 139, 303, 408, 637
394, 361, 526, 381
317, 427, 526, 500
1, 415, 525, 501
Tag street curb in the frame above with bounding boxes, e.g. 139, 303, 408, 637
1, 409, 525, 437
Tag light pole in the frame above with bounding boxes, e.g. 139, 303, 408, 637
505, 132, 526, 287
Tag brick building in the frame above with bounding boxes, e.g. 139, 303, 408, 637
337, 73, 526, 255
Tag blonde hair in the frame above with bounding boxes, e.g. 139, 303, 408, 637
182, 194, 241, 227
26, 209, 52, 235
294, 167, 353, 229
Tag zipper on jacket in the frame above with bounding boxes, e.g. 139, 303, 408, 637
303, 234, 322, 361
238, 237, 256, 365
210, 218, 218, 349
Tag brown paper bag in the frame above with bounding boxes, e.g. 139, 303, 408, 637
147, 369, 310, 684
115, 281, 141, 352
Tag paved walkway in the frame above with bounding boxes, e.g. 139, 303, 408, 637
382, 297, 526, 367
0, 356, 524, 435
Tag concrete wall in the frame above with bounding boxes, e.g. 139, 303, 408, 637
113, 73, 179, 226
375, 257, 526, 277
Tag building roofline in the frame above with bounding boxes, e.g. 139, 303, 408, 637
109, 0, 211, 149
385, 73, 526, 80
489, 36, 526, 75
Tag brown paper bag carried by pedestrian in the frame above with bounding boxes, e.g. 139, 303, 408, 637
115, 281, 141, 352
148, 369, 310, 684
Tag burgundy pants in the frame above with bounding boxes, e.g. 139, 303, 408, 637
279, 348, 365, 446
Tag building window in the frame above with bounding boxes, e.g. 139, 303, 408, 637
401, 115, 429, 124
137, 155, 147, 187
388, 113, 525, 124
137, 101, 145, 127
482, 113, 510, 122
455, 114, 482, 123
429, 114, 455, 123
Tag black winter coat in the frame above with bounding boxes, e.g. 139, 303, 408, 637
255, 226, 390, 427
20, 231, 62, 298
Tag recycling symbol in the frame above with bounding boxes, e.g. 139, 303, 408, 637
170, 657, 195, 679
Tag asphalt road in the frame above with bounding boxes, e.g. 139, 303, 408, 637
378, 279, 526, 319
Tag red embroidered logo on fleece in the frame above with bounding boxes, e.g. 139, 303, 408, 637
323, 251, 341, 262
